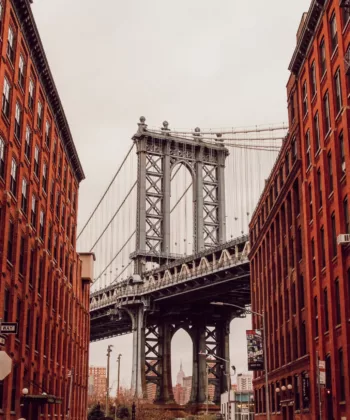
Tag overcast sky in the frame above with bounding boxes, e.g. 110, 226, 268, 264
32, 0, 307, 393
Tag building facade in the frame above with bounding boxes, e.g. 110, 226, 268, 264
237, 374, 253, 392
88, 367, 106, 400
249, 1, 350, 419
0, 0, 90, 419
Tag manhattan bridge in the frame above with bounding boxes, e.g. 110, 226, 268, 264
78, 117, 287, 407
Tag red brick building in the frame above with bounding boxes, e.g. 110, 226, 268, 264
88, 367, 106, 400
249, 1, 350, 419
0, 0, 91, 419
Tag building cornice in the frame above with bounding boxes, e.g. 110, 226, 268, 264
12, 0, 85, 183
288, 0, 326, 75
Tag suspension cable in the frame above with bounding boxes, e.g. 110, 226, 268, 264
77, 143, 135, 240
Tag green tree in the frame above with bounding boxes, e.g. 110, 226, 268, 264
116, 405, 130, 419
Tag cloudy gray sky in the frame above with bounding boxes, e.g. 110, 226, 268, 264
32, 0, 306, 393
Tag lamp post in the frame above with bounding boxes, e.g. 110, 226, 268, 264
106, 345, 113, 417
117, 354, 122, 399
211, 302, 270, 420
199, 351, 235, 420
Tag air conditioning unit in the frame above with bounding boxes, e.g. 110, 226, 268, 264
337, 234, 350, 245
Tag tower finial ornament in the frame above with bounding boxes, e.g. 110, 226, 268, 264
137, 116, 147, 135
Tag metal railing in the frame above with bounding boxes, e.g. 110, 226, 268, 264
90, 252, 249, 311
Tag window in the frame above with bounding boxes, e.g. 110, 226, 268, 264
320, 38, 326, 77
342, 4, 350, 27
310, 61, 316, 96
334, 69, 342, 115
29, 248, 34, 287
14, 102, 21, 140
339, 348, 345, 401
72, 191, 76, 211
61, 204, 65, 227
335, 278, 341, 324
21, 178, 28, 213
330, 12, 338, 52
26, 308, 31, 346
39, 210, 45, 240
324, 288, 329, 332
63, 166, 67, 188
24, 126, 31, 159
50, 180, 54, 207
71, 225, 75, 247
0, 137, 5, 179
53, 140, 57, 163
16, 298, 21, 336
294, 375, 300, 410
305, 130, 311, 168
10, 158, 17, 196
285, 154, 289, 176
323, 92, 331, 135
2, 77, 10, 118
339, 131, 346, 173
35, 316, 40, 351
301, 322, 307, 355
314, 112, 320, 152
317, 168, 322, 208
327, 152, 333, 194
4, 288, 10, 322
19, 236, 25, 275
60, 244, 63, 268
37, 101, 43, 129
56, 191, 60, 218
53, 234, 58, 260
18, 54, 25, 88
302, 81, 308, 116
292, 137, 297, 163
311, 238, 316, 278
7, 219, 14, 263
45, 120, 51, 147
321, 226, 326, 268
42, 163, 47, 193
28, 79, 34, 111
309, 183, 313, 220
34, 145, 39, 177
292, 282, 296, 314
31, 195, 36, 227
297, 226, 302, 261
48, 223, 52, 252
7, 26, 15, 63
290, 93, 295, 122
38, 257, 43, 294
331, 212, 337, 257
314, 296, 319, 337
344, 197, 349, 233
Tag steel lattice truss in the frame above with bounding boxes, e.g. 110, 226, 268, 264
205, 326, 222, 399
145, 325, 162, 388
203, 162, 219, 247
145, 152, 164, 254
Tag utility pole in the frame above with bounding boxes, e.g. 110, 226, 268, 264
117, 354, 122, 399
106, 345, 113, 417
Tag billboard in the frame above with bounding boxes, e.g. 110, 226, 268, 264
246, 330, 264, 371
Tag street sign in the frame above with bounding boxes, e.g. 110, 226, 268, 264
0, 351, 12, 380
319, 360, 326, 386
0, 323, 18, 334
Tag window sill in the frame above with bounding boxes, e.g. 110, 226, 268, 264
311, 92, 317, 105
342, 18, 350, 34
1, 111, 10, 126
320, 70, 327, 86
324, 129, 332, 143
315, 148, 322, 158
335, 108, 343, 123
336, 324, 342, 330
303, 111, 309, 123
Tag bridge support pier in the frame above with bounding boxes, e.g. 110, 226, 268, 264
126, 305, 147, 398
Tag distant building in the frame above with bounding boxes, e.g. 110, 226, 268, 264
236, 374, 253, 392
176, 361, 185, 385
88, 367, 107, 399
221, 390, 254, 420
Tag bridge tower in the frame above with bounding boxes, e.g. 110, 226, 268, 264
126, 118, 231, 405
131, 117, 228, 274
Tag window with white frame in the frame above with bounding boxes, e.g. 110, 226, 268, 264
6, 26, 15, 63
25, 126, 31, 159
28, 79, 34, 111
42, 163, 47, 193
34, 145, 40, 177
14, 102, 21, 140
18, 55, 25, 89
2, 77, 10, 118
37, 101, 43, 129
334, 68, 342, 115
45, 121, 51, 148
302, 81, 308, 116
39, 210, 45, 240
31, 195, 37, 227
21, 178, 28, 213
0, 137, 5, 179
10, 158, 17, 196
